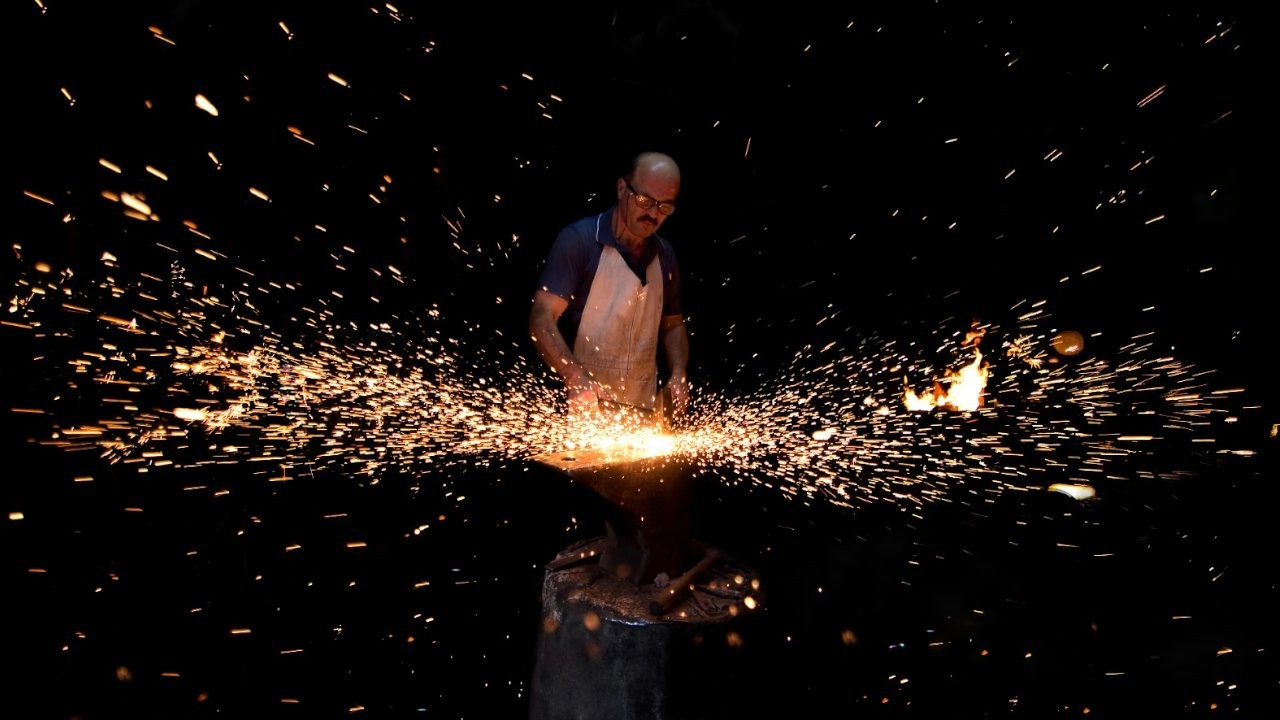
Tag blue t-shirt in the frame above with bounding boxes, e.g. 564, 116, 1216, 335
535, 208, 682, 342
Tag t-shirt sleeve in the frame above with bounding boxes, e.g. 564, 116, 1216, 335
536, 225, 586, 301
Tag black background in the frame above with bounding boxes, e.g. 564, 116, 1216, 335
3, 2, 1272, 718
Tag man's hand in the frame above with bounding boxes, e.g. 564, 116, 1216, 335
566, 377, 602, 418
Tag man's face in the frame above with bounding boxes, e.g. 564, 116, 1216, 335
617, 171, 679, 240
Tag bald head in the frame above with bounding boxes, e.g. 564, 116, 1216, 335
629, 152, 681, 190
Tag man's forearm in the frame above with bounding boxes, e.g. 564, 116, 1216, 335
530, 312, 587, 387
661, 319, 689, 379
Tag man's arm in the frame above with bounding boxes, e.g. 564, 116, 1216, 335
660, 313, 689, 418
529, 290, 598, 412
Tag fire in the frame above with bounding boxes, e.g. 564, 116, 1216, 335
903, 327, 990, 412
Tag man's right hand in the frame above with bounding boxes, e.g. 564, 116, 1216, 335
567, 379, 601, 417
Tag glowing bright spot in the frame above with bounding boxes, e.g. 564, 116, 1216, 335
1048, 483, 1096, 500
174, 408, 207, 422
120, 192, 152, 216
578, 428, 677, 461
194, 94, 219, 116
1052, 330, 1084, 356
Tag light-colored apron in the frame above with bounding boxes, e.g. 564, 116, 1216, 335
573, 216, 664, 410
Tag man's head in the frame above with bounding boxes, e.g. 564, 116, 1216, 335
615, 152, 681, 241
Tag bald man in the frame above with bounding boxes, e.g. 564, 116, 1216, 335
529, 151, 690, 420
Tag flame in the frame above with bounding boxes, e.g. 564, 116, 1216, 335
903, 348, 989, 412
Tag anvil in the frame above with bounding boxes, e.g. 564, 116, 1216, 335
530, 438, 696, 586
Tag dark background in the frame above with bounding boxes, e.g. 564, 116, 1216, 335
3, 1, 1272, 718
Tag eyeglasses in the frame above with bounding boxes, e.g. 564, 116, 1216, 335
624, 179, 677, 216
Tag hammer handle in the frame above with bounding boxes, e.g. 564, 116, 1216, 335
648, 549, 721, 615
